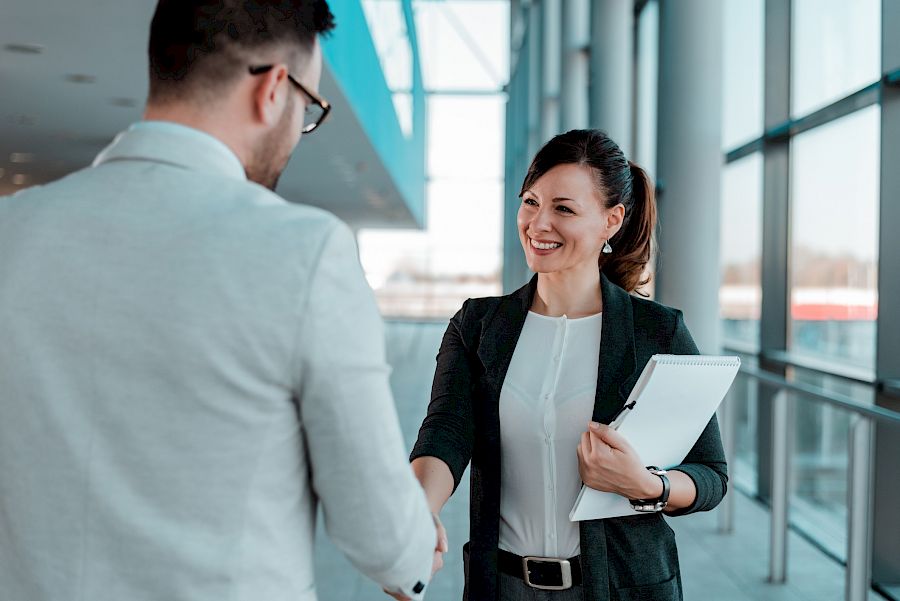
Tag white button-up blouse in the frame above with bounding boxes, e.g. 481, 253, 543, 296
498, 310, 602, 559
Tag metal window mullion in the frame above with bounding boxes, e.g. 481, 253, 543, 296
871, 0, 900, 591
756, 0, 792, 506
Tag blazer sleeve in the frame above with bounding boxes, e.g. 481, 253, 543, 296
665, 310, 729, 516
294, 222, 434, 598
409, 301, 477, 494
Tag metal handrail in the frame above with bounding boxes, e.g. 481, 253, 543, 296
718, 363, 900, 601
738, 365, 900, 424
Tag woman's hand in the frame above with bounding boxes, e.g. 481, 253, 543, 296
576, 422, 663, 500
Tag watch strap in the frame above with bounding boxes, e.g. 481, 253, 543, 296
630, 466, 670, 512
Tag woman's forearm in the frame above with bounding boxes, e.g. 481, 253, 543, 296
411, 456, 455, 514
634, 468, 696, 513
663, 469, 697, 512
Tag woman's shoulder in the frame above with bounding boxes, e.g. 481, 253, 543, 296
627, 293, 684, 331
454, 294, 505, 322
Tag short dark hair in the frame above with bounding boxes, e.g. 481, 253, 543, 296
148, 0, 335, 102
520, 129, 658, 294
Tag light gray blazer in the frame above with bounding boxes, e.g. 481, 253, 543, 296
0, 123, 434, 601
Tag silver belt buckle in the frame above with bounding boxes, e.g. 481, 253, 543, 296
521, 556, 573, 591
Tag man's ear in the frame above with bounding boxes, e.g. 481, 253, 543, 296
251, 64, 289, 125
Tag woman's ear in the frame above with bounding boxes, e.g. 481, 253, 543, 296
607, 203, 626, 236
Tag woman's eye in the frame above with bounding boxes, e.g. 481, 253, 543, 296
557, 205, 575, 214
523, 198, 538, 206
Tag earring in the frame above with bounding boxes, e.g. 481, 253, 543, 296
602, 240, 613, 254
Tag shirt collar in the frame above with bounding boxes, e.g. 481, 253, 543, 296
92, 121, 246, 181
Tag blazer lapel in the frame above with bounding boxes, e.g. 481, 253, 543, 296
593, 272, 639, 423
474, 271, 641, 424
475, 276, 535, 392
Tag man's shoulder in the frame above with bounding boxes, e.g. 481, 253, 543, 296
217, 177, 339, 225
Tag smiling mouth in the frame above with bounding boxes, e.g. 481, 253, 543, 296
529, 237, 563, 250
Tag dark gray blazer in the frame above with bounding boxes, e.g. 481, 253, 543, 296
410, 272, 728, 601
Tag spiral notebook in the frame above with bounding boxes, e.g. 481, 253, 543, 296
569, 354, 741, 521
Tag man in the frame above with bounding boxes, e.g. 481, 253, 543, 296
0, 2, 438, 600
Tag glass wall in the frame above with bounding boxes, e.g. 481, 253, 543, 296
720, 153, 763, 349
722, 0, 764, 150
718, 0, 886, 571
791, 0, 881, 117
789, 106, 880, 371
358, 0, 509, 319
361, 0, 414, 136
719, 0, 764, 351
788, 369, 877, 561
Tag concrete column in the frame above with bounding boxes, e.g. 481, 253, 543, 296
541, 0, 562, 141
589, 0, 634, 155
654, 0, 723, 353
560, 0, 590, 131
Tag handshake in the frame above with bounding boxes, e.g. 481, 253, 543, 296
383, 513, 449, 601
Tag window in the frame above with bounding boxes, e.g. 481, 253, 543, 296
720, 153, 763, 348
358, 1, 509, 319
789, 105, 880, 370
791, 0, 881, 117
722, 0, 764, 149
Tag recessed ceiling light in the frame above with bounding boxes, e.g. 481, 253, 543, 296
110, 97, 138, 108
65, 74, 96, 84
12, 174, 28, 186
10, 152, 35, 164
4, 43, 44, 54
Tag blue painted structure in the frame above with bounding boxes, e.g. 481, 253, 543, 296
321, 0, 427, 227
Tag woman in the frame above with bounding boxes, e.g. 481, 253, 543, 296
409, 129, 727, 601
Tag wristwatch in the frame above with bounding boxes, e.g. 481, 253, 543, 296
630, 466, 670, 512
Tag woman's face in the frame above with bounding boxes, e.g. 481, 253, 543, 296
517, 163, 623, 276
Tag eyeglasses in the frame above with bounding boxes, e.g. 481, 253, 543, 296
248, 65, 331, 134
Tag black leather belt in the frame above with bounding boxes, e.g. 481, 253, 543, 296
498, 548, 583, 590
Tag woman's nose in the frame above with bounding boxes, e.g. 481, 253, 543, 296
530, 209, 553, 232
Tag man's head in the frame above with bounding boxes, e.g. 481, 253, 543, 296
145, 0, 336, 189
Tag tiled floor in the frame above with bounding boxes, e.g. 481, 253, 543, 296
312, 321, 889, 601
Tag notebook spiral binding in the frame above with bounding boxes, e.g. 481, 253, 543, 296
653, 355, 741, 367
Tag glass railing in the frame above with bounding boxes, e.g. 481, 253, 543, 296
720, 349, 900, 601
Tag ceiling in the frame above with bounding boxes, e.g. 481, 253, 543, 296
0, 0, 420, 229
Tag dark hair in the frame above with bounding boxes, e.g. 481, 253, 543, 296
148, 0, 336, 102
519, 129, 657, 294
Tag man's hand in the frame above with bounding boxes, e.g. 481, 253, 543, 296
383, 513, 448, 600
576, 421, 662, 500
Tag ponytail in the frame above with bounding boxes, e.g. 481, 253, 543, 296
600, 161, 657, 295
